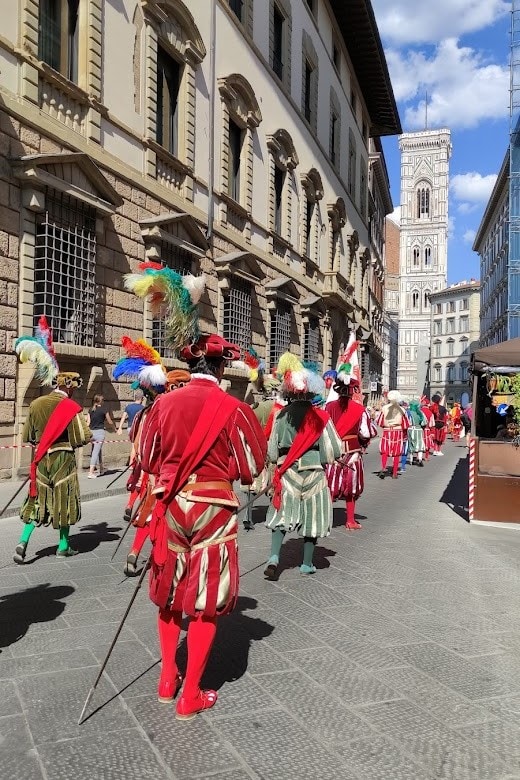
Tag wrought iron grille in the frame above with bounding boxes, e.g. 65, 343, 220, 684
223, 278, 252, 353
39, 0, 61, 72
270, 302, 291, 367
34, 192, 96, 346
303, 318, 320, 365
151, 244, 193, 358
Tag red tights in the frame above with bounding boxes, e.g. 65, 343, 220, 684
126, 489, 140, 510
381, 454, 399, 477
158, 609, 217, 699
129, 525, 150, 556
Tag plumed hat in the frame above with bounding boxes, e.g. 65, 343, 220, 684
387, 390, 401, 404
15, 316, 60, 387
277, 353, 325, 399
165, 369, 191, 391
179, 334, 240, 362
112, 336, 167, 391
124, 261, 205, 352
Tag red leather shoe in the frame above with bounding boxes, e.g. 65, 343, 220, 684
157, 672, 183, 703
175, 689, 218, 720
346, 520, 362, 530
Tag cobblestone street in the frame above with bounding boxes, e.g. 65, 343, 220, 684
2, 442, 520, 779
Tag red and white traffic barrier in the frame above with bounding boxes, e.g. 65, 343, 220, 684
0, 439, 129, 450
468, 435, 476, 521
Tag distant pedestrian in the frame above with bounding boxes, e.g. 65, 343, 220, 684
407, 400, 427, 467
117, 389, 145, 435
86, 395, 116, 478
377, 391, 409, 479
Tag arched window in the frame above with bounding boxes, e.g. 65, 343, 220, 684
447, 338, 454, 357
434, 363, 442, 382
424, 290, 430, 310
460, 337, 469, 355
424, 246, 431, 266
405, 348, 410, 361
412, 291, 419, 310
433, 340, 441, 358
417, 185, 431, 218
446, 363, 454, 382
460, 362, 468, 382
413, 247, 419, 266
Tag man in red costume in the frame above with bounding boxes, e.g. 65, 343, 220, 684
431, 393, 448, 456
139, 335, 267, 720
326, 373, 375, 530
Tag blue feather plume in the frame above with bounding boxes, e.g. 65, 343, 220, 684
113, 357, 147, 380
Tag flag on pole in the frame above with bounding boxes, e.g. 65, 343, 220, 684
326, 332, 362, 403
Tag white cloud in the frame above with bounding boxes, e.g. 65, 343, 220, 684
457, 202, 479, 215
448, 216, 456, 240
463, 228, 477, 244
451, 172, 498, 202
386, 39, 509, 130
387, 206, 401, 225
372, 0, 509, 45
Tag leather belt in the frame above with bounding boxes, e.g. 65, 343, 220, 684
179, 480, 233, 493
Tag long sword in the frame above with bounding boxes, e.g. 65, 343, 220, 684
106, 464, 131, 489
0, 476, 30, 518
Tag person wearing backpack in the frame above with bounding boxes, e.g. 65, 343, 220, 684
431, 394, 448, 456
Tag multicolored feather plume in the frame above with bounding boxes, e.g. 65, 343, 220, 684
124, 265, 206, 351
14, 316, 59, 386
112, 336, 166, 389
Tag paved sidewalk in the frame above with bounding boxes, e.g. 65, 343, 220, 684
0, 468, 128, 518
2, 442, 520, 779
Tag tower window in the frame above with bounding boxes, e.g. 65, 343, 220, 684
412, 291, 419, 310
417, 186, 430, 218
413, 247, 419, 266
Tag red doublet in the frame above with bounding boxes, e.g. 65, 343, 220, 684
325, 398, 370, 503
140, 379, 267, 616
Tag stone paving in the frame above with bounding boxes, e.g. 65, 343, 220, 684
2, 442, 520, 779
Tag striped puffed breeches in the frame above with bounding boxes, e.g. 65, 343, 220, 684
149, 494, 239, 618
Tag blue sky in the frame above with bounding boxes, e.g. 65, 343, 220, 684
374, 0, 511, 283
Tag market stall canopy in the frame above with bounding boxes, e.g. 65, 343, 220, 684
472, 338, 520, 372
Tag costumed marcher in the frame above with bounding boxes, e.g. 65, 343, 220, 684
450, 402, 463, 441
264, 353, 342, 580
420, 397, 434, 461
377, 391, 409, 479
399, 402, 409, 474
13, 317, 92, 564
111, 336, 169, 576
325, 363, 376, 530
407, 400, 427, 467
125, 263, 267, 720
431, 393, 448, 456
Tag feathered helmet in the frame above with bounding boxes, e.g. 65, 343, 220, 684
124, 261, 205, 352
14, 316, 83, 389
112, 336, 167, 394
277, 353, 325, 401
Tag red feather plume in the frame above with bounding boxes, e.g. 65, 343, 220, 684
138, 261, 164, 271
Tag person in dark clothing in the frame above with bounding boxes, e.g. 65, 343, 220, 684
86, 395, 116, 478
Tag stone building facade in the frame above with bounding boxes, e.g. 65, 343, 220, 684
397, 129, 451, 397
382, 214, 399, 392
473, 152, 509, 347
428, 281, 481, 404
0, 0, 400, 477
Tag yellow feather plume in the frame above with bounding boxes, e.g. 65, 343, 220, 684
277, 353, 303, 376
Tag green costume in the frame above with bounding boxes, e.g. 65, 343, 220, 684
265, 401, 342, 538
21, 391, 91, 528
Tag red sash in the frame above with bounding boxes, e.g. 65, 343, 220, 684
150, 386, 240, 566
271, 407, 329, 510
264, 401, 284, 440
29, 397, 82, 497
334, 401, 365, 439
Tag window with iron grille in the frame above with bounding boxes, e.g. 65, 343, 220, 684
272, 4, 284, 80
270, 302, 291, 367
151, 245, 193, 358
223, 278, 252, 353
34, 192, 96, 346
39, 0, 79, 82
303, 318, 320, 365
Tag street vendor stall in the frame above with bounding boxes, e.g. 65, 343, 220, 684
469, 337, 520, 525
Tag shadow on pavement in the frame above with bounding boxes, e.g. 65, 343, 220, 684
0, 583, 74, 652
198, 596, 274, 689
23, 521, 123, 562
276, 538, 336, 577
439, 454, 469, 522
332, 508, 367, 528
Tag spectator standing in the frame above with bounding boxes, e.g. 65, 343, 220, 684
117, 389, 145, 435
86, 395, 116, 478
